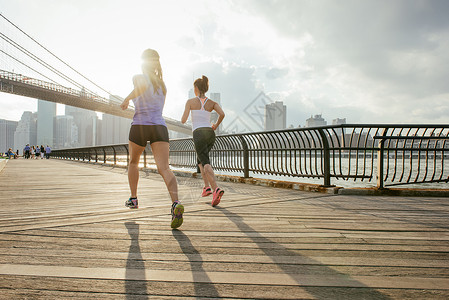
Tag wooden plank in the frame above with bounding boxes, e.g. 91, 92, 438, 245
1, 159, 448, 299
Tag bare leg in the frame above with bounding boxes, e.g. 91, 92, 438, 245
151, 141, 178, 203
198, 164, 210, 187
128, 141, 145, 198
203, 164, 218, 190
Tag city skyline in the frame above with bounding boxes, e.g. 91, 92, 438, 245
1, 95, 349, 152
1, 1, 448, 128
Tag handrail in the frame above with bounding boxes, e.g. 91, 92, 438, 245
51, 125, 449, 189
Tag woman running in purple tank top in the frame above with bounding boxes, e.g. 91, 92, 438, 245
120, 49, 183, 229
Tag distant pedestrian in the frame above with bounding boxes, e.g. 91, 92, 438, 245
181, 75, 225, 207
24, 144, 30, 159
45, 145, 51, 159
119, 48, 184, 229
35, 145, 40, 158
31, 146, 35, 159
40, 145, 45, 159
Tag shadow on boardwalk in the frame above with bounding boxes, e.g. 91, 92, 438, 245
218, 207, 392, 300
172, 229, 221, 298
125, 221, 148, 299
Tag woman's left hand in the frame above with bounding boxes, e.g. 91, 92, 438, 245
120, 99, 129, 110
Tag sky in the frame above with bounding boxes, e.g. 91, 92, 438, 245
1, 0, 448, 132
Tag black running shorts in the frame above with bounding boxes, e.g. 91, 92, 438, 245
193, 127, 216, 166
129, 125, 169, 147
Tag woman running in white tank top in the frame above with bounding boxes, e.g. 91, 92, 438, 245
181, 75, 226, 206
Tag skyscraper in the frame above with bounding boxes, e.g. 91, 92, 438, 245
37, 99, 56, 146
265, 101, 286, 130
14, 111, 37, 153
65, 105, 98, 147
101, 114, 130, 145
0, 119, 18, 152
99, 96, 131, 145
54, 115, 77, 149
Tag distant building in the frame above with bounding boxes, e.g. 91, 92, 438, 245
332, 118, 347, 138
65, 105, 98, 147
0, 119, 18, 153
101, 113, 130, 145
96, 118, 102, 146
332, 118, 346, 126
305, 114, 327, 127
37, 99, 56, 146
14, 111, 37, 153
98, 96, 131, 145
54, 115, 77, 149
265, 101, 286, 131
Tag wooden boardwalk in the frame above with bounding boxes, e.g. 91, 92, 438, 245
0, 159, 448, 299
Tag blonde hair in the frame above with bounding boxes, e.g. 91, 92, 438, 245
141, 49, 166, 95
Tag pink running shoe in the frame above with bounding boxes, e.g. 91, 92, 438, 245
201, 186, 212, 197
212, 187, 224, 207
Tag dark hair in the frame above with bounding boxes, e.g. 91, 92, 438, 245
141, 49, 167, 96
194, 75, 209, 95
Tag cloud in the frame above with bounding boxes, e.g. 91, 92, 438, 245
266, 67, 289, 79
180, 59, 261, 122
2, 0, 448, 127
241, 0, 449, 124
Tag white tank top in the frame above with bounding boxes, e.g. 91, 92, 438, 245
191, 97, 212, 131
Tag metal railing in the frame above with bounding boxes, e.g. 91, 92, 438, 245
52, 124, 449, 189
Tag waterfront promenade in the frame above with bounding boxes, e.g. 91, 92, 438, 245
0, 159, 448, 299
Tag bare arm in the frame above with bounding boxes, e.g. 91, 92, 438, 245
211, 102, 225, 130
120, 75, 149, 110
181, 100, 191, 124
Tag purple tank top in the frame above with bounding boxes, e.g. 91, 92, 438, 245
132, 76, 166, 126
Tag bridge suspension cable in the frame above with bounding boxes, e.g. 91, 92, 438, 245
0, 32, 88, 91
0, 13, 115, 99
0, 49, 60, 84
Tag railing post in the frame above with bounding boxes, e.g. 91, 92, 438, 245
103, 148, 106, 164
317, 128, 331, 187
143, 148, 146, 168
377, 128, 388, 189
238, 135, 250, 178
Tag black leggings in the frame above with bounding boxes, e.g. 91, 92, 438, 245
193, 127, 215, 166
